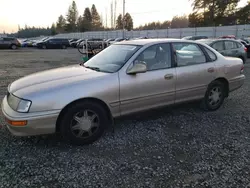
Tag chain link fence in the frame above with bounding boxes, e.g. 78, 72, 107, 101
54, 24, 250, 39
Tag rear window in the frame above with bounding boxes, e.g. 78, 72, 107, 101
203, 47, 217, 61
225, 41, 238, 50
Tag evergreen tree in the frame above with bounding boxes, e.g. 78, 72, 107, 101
65, 0, 78, 32
56, 15, 66, 33
116, 14, 123, 29
91, 4, 102, 30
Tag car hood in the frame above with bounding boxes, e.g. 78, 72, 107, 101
9, 64, 108, 94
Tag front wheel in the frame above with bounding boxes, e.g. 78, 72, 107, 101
60, 101, 109, 145
62, 45, 67, 49
201, 80, 226, 111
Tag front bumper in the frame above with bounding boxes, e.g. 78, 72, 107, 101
1, 96, 60, 136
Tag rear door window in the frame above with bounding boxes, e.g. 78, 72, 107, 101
172, 42, 206, 67
225, 41, 238, 50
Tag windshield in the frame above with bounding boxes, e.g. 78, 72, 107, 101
83, 44, 141, 73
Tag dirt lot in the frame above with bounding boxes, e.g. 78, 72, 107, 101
0, 48, 250, 188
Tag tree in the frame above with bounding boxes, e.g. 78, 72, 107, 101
91, 4, 102, 30
56, 15, 66, 33
190, 0, 240, 26
65, 0, 78, 32
79, 7, 92, 32
77, 15, 83, 31
171, 15, 189, 28
124, 13, 133, 31
236, 2, 250, 24
116, 14, 123, 29
51, 23, 57, 35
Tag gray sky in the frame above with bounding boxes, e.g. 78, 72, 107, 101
0, 0, 248, 33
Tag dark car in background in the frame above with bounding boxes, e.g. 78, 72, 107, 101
198, 38, 247, 63
238, 39, 250, 58
182, 35, 208, 40
71, 39, 84, 48
37, 38, 70, 49
78, 38, 106, 49
0, 37, 21, 49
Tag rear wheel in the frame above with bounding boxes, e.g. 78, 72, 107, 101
11, 44, 17, 50
201, 80, 226, 111
60, 101, 108, 145
62, 45, 67, 49
42, 45, 46, 49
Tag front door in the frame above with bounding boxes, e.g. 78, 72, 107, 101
119, 43, 176, 116
172, 42, 216, 103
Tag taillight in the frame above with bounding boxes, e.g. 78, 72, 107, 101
244, 47, 247, 52
241, 65, 244, 74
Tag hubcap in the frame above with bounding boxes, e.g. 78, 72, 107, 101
208, 86, 222, 106
70, 110, 99, 138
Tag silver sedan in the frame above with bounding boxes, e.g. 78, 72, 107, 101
1, 39, 245, 145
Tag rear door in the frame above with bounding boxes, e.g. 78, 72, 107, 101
172, 42, 217, 103
224, 40, 239, 57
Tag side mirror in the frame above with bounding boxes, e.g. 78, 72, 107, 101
127, 61, 147, 74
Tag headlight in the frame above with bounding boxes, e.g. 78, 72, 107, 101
7, 93, 32, 113
17, 100, 32, 113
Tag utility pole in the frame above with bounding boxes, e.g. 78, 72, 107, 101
114, 0, 117, 29
122, 0, 125, 38
111, 1, 113, 29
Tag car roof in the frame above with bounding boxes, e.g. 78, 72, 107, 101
116, 38, 197, 46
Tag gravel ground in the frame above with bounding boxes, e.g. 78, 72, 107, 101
0, 48, 250, 188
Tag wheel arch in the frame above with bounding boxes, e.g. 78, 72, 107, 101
55, 97, 113, 132
212, 77, 229, 97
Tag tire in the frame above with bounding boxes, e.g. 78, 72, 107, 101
42, 45, 46, 49
11, 44, 17, 50
60, 101, 109, 145
201, 80, 226, 111
62, 45, 66, 49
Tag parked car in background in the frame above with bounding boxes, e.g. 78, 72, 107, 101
78, 38, 106, 49
20, 39, 35, 47
0, 37, 21, 49
182, 36, 208, 40
197, 38, 247, 64
105, 38, 115, 45
32, 37, 51, 47
1, 39, 245, 145
219, 35, 236, 39
72, 39, 84, 48
69, 38, 79, 43
109, 38, 126, 45
37, 38, 70, 49
237, 39, 250, 58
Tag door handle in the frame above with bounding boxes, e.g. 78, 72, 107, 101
207, 67, 215, 73
164, 74, 174, 80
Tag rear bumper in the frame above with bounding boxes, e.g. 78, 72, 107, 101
229, 75, 245, 92
1, 96, 59, 136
